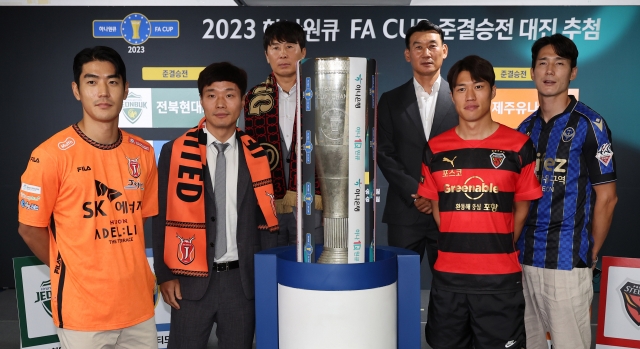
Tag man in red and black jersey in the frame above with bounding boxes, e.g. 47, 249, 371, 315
418, 55, 542, 349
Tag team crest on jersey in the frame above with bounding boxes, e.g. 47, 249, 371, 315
126, 156, 142, 178
490, 152, 506, 169
620, 281, 640, 326
596, 143, 613, 166
176, 234, 196, 265
562, 127, 576, 142
443, 156, 456, 168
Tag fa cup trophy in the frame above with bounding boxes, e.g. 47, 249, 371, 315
311, 57, 369, 264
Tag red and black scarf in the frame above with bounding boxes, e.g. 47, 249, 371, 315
164, 118, 279, 277
243, 73, 321, 213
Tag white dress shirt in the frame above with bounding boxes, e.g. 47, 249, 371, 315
278, 83, 297, 151
204, 127, 239, 262
413, 76, 441, 141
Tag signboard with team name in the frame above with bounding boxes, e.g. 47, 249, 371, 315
596, 257, 640, 349
13, 250, 171, 348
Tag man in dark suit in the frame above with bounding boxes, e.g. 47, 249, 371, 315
377, 20, 458, 273
153, 62, 278, 349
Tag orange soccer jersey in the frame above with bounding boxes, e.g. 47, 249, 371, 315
18, 125, 158, 331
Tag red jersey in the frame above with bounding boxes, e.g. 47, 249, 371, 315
418, 124, 542, 293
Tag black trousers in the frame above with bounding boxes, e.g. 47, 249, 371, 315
387, 216, 439, 273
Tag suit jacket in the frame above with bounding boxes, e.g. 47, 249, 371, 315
153, 133, 277, 301
377, 78, 459, 227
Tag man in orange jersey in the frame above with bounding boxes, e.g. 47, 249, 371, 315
18, 46, 159, 349
419, 55, 542, 349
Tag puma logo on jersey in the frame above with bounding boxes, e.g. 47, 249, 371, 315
443, 156, 456, 167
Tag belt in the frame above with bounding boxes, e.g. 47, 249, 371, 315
213, 260, 239, 272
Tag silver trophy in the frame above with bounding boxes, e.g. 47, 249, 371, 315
315, 58, 351, 264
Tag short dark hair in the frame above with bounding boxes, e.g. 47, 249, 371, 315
73, 46, 126, 86
263, 20, 306, 51
197, 62, 247, 96
531, 33, 578, 69
405, 20, 445, 49
447, 55, 496, 92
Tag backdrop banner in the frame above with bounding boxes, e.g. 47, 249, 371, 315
2, 6, 639, 288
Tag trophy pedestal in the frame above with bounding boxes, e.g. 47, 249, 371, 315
255, 245, 420, 349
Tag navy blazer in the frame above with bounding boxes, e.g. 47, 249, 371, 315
153, 133, 277, 300
377, 78, 459, 227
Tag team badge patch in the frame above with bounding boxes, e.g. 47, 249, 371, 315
58, 137, 75, 150
176, 234, 196, 265
562, 127, 576, 142
490, 152, 506, 169
126, 156, 142, 178
620, 281, 640, 326
595, 143, 613, 166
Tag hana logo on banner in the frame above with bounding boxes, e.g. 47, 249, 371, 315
93, 13, 179, 45
119, 89, 153, 128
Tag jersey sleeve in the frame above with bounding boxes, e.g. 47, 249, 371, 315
417, 143, 439, 200
583, 117, 616, 185
18, 147, 59, 227
514, 138, 542, 202
142, 147, 159, 218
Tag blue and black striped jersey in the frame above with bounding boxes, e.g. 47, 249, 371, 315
517, 96, 616, 270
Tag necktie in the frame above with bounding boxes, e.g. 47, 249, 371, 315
213, 142, 229, 260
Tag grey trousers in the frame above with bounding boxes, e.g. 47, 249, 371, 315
167, 269, 254, 349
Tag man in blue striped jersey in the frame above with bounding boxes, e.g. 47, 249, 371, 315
517, 33, 618, 349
